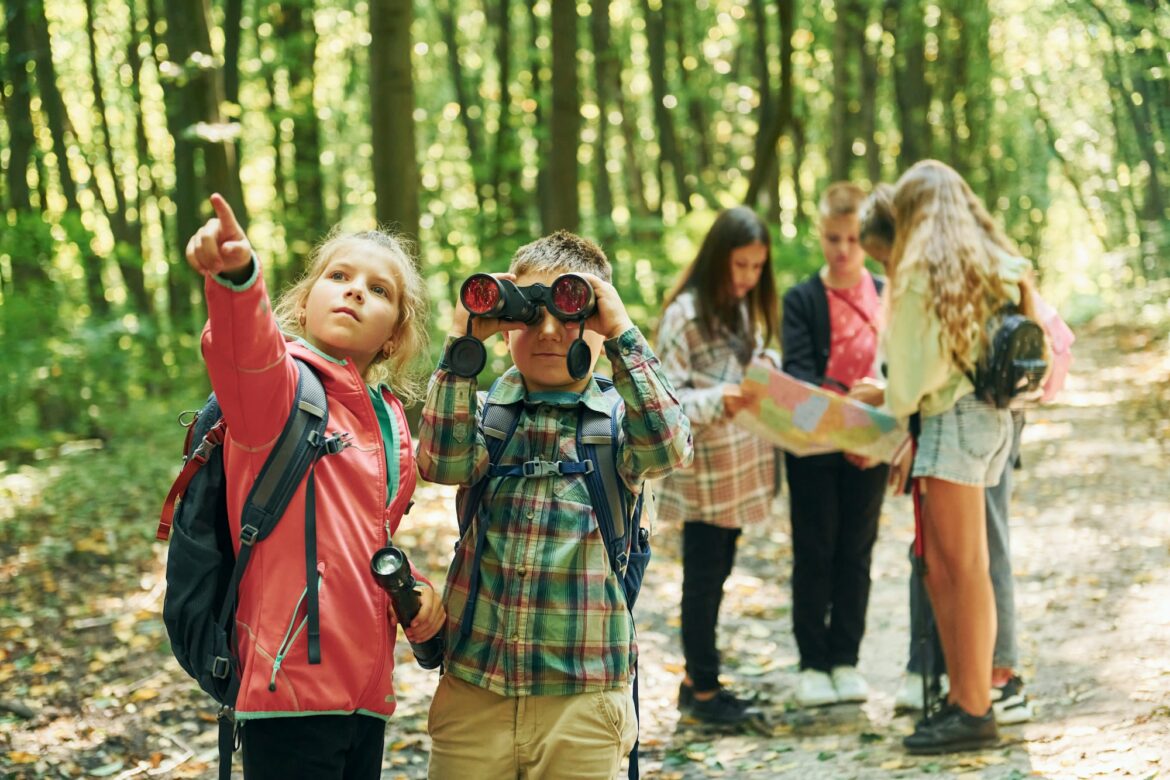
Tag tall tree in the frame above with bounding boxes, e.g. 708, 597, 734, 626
590, 0, 615, 239
548, 0, 579, 231
525, 0, 552, 231
84, 0, 151, 312
641, 0, 692, 211
891, 0, 931, 168
370, 0, 420, 240
273, 0, 326, 251
29, 0, 108, 314
830, 0, 862, 181
745, 0, 795, 209
2, 0, 51, 289
162, 0, 245, 323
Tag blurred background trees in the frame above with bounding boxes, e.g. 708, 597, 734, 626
1, 0, 1167, 456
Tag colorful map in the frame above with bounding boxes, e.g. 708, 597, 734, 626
732, 363, 911, 463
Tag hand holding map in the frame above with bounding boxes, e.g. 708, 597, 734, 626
731, 362, 910, 463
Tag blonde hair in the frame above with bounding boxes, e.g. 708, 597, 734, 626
888, 160, 1024, 374
273, 228, 430, 404
508, 230, 612, 282
818, 181, 867, 221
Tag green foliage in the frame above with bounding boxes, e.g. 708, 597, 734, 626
0, 400, 182, 567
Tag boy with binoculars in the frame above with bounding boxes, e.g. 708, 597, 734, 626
417, 230, 693, 779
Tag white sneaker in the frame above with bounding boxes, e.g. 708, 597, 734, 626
894, 672, 924, 712
830, 665, 869, 703
796, 669, 839, 707
894, 672, 949, 713
992, 675, 1035, 724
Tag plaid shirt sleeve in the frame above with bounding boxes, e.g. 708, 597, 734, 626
607, 327, 694, 491
656, 299, 726, 430
415, 337, 490, 487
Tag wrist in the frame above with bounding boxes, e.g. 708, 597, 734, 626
606, 318, 635, 340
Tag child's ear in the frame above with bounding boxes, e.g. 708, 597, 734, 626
502, 331, 512, 347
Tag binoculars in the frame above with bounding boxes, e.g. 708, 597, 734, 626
447, 273, 597, 380
369, 546, 444, 670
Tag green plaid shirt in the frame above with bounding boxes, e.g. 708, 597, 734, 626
417, 327, 693, 696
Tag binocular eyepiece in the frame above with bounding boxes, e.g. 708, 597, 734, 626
370, 546, 444, 670
447, 273, 597, 380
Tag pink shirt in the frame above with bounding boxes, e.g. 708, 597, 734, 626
823, 269, 881, 394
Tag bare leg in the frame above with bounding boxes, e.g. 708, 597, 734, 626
920, 478, 996, 716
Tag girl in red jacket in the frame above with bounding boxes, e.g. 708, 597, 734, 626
185, 194, 445, 779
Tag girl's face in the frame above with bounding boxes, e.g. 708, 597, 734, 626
728, 241, 768, 300
300, 245, 403, 371
818, 213, 866, 284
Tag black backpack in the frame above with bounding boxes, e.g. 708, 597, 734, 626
453, 375, 649, 779
156, 359, 347, 780
968, 303, 1048, 409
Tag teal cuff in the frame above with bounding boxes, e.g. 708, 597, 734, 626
211, 254, 260, 291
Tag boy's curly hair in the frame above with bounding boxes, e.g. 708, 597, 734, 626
272, 228, 430, 404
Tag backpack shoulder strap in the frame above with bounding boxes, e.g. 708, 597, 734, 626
215, 359, 334, 672
456, 378, 525, 637
577, 379, 643, 583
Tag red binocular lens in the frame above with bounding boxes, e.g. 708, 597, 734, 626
550, 274, 593, 318
460, 275, 503, 316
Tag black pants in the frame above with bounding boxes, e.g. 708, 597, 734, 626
680, 521, 742, 691
785, 452, 888, 672
241, 713, 385, 780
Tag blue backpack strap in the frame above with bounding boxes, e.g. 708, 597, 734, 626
455, 379, 524, 637
576, 377, 646, 780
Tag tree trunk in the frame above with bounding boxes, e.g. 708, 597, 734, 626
4, 4, 35, 214
749, 0, 780, 215
859, 3, 881, 186
490, 0, 517, 239
274, 0, 326, 249
830, 0, 861, 181
436, 0, 486, 216
29, 0, 108, 315
590, 0, 615, 240
891, 0, 930, 168
223, 0, 244, 106
641, 0, 692, 211
548, 0, 580, 231
2, 1, 52, 290
127, 0, 164, 312
162, 0, 245, 324
85, 0, 151, 312
525, 0, 552, 232
370, 0, 421, 241
1085, 0, 1167, 232
744, 0, 795, 208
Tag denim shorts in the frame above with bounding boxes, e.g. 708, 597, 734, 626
912, 394, 1014, 487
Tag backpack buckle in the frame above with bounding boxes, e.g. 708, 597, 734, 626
323, 432, 352, 455
211, 655, 232, 680
239, 524, 260, 546
522, 459, 563, 477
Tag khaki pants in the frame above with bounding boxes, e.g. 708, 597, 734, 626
427, 674, 638, 780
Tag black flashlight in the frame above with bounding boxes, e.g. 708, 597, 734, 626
370, 546, 444, 670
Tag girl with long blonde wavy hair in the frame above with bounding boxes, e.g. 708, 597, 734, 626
884, 160, 1034, 754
